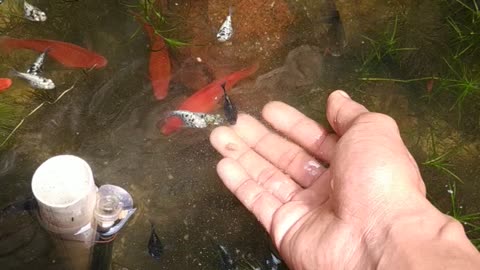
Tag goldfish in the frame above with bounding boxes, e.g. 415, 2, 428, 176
148, 222, 163, 260
24, 1, 47, 22
27, 48, 50, 75
217, 7, 234, 42
142, 23, 171, 100
0, 78, 12, 92
165, 110, 224, 128
159, 63, 259, 135
0, 37, 107, 69
221, 82, 237, 125
9, 70, 55, 90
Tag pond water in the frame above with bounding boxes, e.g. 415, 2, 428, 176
0, 0, 479, 269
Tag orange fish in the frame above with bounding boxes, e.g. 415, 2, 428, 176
0, 37, 107, 69
0, 78, 12, 92
160, 63, 259, 135
142, 23, 171, 100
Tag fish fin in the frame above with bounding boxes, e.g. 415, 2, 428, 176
8, 69, 19, 77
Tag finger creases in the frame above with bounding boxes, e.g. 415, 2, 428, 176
210, 126, 303, 203
231, 114, 328, 188
216, 158, 282, 232
262, 101, 338, 163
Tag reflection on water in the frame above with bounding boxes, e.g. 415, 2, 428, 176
0, 0, 480, 269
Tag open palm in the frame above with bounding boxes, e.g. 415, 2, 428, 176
210, 91, 479, 269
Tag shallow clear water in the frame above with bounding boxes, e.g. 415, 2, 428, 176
0, 0, 479, 269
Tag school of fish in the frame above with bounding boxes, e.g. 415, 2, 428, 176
0, 1, 292, 265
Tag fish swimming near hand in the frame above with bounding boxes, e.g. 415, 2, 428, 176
0, 78, 12, 92
24, 1, 47, 22
221, 82, 237, 125
9, 70, 55, 90
165, 110, 224, 129
0, 37, 107, 69
142, 23, 171, 100
218, 245, 236, 270
27, 48, 50, 75
217, 7, 234, 42
266, 252, 282, 270
148, 222, 163, 260
160, 63, 259, 135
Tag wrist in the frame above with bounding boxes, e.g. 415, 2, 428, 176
376, 206, 480, 270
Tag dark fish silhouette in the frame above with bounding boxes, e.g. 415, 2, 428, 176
148, 222, 163, 260
218, 244, 236, 270
221, 82, 237, 125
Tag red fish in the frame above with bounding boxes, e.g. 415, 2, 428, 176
0, 78, 12, 92
160, 63, 259, 135
143, 23, 171, 100
0, 37, 107, 69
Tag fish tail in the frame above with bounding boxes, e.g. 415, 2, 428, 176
0, 37, 15, 53
228, 6, 234, 16
8, 69, 19, 78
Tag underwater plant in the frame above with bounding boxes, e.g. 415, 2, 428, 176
124, 0, 189, 49
422, 129, 464, 184
359, 16, 418, 73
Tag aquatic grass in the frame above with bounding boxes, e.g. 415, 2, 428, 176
359, 16, 418, 71
439, 58, 480, 112
124, 0, 190, 49
422, 129, 464, 184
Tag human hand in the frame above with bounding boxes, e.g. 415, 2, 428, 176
210, 90, 480, 269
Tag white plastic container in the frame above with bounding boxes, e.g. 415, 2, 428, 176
32, 155, 98, 237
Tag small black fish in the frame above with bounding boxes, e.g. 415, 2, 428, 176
221, 82, 237, 125
148, 222, 163, 260
218, 244, 236, 270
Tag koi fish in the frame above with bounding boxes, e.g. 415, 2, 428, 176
217, 7, 234, 42
221, 82, 237, 125
0, 78, 12, 92
159, 63, 259, 135
0, 37, 107, 69
27, 48, 50, 75
9, 70, 55, 90
165, 110, 224, 128
143, 23, 171, 100
24, 1, 47, 22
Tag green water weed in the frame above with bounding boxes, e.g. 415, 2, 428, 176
422, 129, 464, 184
360, 16, 418, 72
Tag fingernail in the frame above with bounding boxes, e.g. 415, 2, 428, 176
337, 90, 350, 99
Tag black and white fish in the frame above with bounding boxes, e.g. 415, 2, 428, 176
166, 110, 224, 129
9, 70, 55, 90
0, 0, 4, 5
216, 7, 234, 42
221, 82, 237, 125
27, 49, 50, 75
148, 222, 163, 260
24, 1, 47, 22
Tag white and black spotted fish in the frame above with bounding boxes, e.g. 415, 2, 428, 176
216, 7, 234, 42
9, 70, 55, 90
24, 1, 47, 22
27, 49, 50, 76
166, 110, 224, 129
